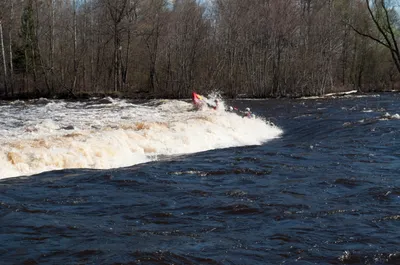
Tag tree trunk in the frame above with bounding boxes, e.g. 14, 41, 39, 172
73, 0, 78, 93
8, 0, 14, 96
89, 0, 95, 92
34, 0, 50, 96
350, 0, 400, 75
114, 23, 119, 92
0, 20, 8, 96
49, 0, 54, 94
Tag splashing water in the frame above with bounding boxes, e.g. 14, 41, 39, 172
0, 98, 282, 179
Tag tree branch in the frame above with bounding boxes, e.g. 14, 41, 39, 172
382, 0, 400, 59
344, 20, 390, 49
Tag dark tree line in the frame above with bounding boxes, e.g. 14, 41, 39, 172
0, 0, 399, 99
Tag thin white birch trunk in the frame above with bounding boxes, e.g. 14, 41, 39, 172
0, 20, 8, 96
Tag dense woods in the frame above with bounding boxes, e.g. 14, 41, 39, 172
0, 0, 399, 99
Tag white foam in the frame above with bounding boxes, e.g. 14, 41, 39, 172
0, 98, 282, 179
381, 112, 400, 120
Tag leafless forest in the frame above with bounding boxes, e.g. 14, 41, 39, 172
0, 0, 399, 99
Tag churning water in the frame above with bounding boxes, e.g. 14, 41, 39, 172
0, 93, 399, 264
0, 97, 281, 178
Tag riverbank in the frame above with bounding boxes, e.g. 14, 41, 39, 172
0, 88, 396, 102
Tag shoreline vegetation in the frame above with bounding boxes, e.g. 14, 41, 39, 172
0, 89, 395, 103
0, 1, 399, 101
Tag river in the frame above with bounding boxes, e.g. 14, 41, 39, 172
0, 93, 399, 264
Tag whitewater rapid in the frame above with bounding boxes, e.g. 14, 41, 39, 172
0, 98, 282, 179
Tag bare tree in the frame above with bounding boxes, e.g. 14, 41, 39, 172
8, 0, 14, 96
48, 0, 55, 94
0, 0, 397, 99
72, 0, 78, 93
141, 0, 164, 93
350, 0, 400, 74
0, 20, 8, 96
104, 0, 130, 92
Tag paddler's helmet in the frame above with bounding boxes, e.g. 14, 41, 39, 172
245, 107, 250, 112
229, 106, 233, 111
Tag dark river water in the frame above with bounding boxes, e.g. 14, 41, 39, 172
1, 93, 399, 264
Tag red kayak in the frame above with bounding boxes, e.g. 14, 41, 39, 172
192, 92, 219, 110
192, 92, 205, 108
192, 92, 217, 109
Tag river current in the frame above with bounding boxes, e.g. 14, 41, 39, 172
0, 93, 399, 264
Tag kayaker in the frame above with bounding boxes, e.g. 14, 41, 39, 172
213, 99, 219, 110
243, 107, 252, 118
